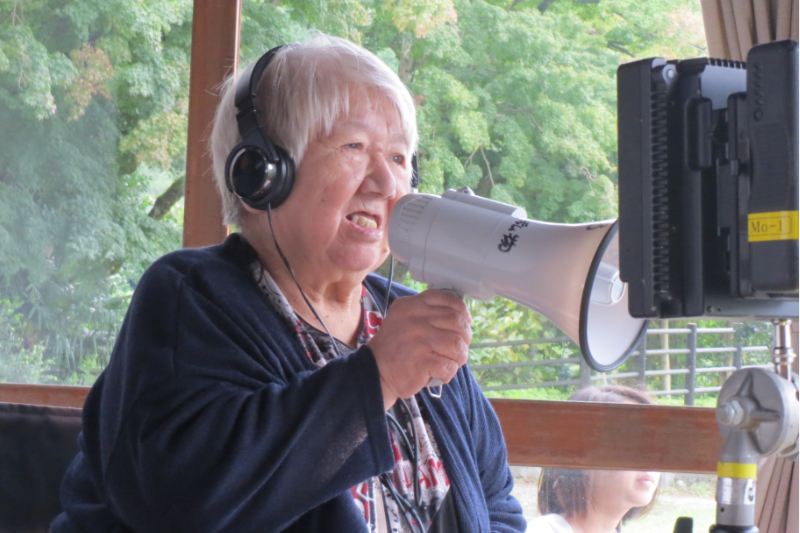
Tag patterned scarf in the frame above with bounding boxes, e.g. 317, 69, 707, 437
251, 263, 450, 532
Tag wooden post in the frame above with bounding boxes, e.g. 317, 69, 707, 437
183, 0, 241, 248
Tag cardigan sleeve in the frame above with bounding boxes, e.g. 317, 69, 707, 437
465, 371, 527, 533
91, 260, 394, 533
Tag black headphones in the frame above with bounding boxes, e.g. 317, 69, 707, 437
225, 45, 420, 211
225, 46, 295, 210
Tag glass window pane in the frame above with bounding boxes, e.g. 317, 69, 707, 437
0, 2, 192, 385
237, 1, 773, 404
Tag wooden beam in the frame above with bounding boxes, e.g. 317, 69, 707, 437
492, 398, 721, 473
0, 384, 721, 473
182, 0, 241, 248
0, 384, 90, 409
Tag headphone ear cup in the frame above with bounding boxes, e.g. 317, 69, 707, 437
266, 145, 295, 208
226, 145, 270, 199
234, 144, 295, 211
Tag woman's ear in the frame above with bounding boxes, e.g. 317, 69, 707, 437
236, 201, 268, 236
240, 201, 266, 216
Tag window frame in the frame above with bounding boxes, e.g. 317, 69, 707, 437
0, 0, 723, 477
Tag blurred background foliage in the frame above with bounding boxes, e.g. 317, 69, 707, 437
0, 0, 191, 383
2, 0, 767, 398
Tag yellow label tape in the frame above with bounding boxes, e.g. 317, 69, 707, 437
718, 462, 757, 479
748, 211, 799, 242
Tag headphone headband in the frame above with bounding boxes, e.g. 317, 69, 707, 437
233, 46, 285, 164
225, 45, 295, 210
235, 46, 284, 110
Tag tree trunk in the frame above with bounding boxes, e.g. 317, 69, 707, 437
537, 0, 559, 13
397, 35, 414, 85
475, 170, 494, 198
148, 175, 185, 220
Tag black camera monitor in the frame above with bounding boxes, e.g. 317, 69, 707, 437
617, 40, 798, 320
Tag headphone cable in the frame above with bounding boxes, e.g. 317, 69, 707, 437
269, 206, 427, 529
267, 204, 342, 358
396, 398, 421, 506
383, 256, 395, 316
379, 473, 425, 533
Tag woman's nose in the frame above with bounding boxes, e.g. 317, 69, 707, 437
363, 152, 397, 198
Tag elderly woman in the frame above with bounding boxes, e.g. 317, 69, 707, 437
52, 34, 525, 533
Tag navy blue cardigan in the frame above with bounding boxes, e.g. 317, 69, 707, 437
52, 234, 525, 533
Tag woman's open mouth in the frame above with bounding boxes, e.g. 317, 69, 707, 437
347, 213, 379, 230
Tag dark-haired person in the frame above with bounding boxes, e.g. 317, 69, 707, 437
528, 386, 660, 533
52, 33, 525, 533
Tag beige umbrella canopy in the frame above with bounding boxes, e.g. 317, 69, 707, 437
756, 456, 798, 533
700, 0, 799, 60
754, 321, 799, 533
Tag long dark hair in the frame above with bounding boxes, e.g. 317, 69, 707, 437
537, 385, 660, 524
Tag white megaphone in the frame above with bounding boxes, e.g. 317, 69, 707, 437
388, 188, 649, 372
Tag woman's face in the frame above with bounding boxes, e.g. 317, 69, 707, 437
588, 469, 660, 513
268, 89, 412, 276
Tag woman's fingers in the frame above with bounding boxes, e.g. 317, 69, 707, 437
417, 289, 472, 322
424, 330, 470, 365
427, 354, 461, 384
391, 290, 472, 344
424, 311, 473, 346
368, 289, 473, 409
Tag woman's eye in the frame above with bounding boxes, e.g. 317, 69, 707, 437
345, 143, 362, 150
391, 154, 405, 165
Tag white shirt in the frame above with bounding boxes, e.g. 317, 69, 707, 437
527, 514, 574, 533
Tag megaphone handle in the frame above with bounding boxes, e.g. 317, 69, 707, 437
427, 378, 444, 398
425, 286, 465, 399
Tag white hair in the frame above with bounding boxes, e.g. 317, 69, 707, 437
210, 33, 419, 227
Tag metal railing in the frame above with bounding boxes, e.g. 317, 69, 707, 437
470, 324, 771, 405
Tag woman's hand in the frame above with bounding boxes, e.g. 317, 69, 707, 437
368, 289, 472, 410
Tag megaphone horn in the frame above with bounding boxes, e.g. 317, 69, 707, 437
388, 188, 649, 372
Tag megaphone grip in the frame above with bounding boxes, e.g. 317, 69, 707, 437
426, 287, 465, 399
427, 378, 444, 398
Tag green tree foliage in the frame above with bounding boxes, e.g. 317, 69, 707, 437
0, 297, 46, 383
2, 0, 722, 389
241, 0, 703, 222
0, 0, 191, 383
237, 1, 704, 391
